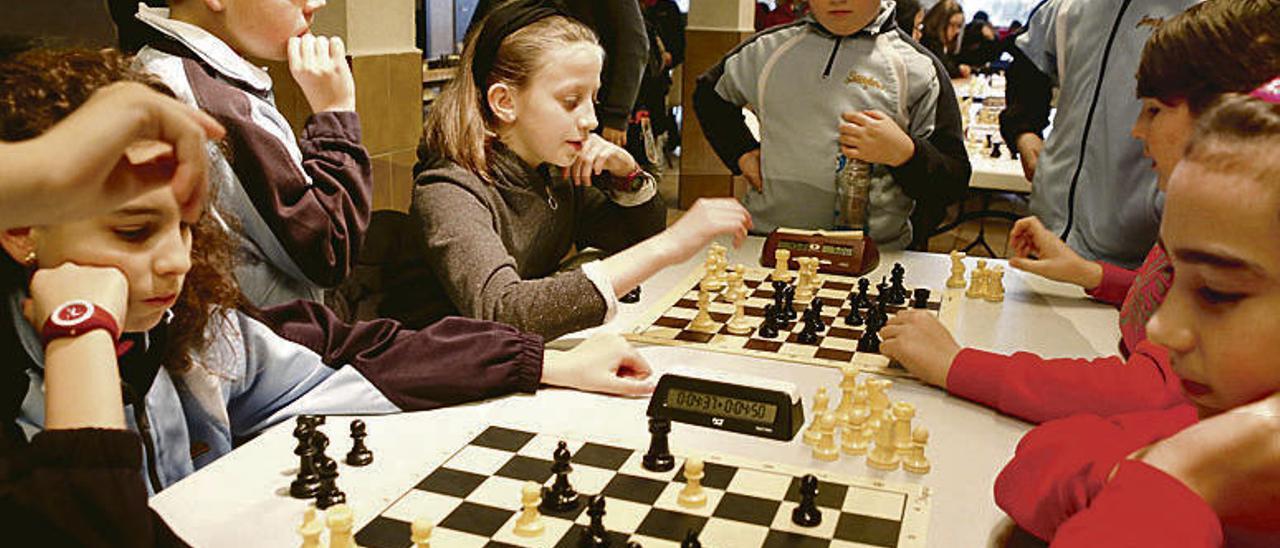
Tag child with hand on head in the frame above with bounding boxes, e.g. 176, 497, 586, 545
694, 0, 970, 250
994, 90, 1280, 547
880, 0, 1280, 424
388, 0, 752, 339
0, 47, 655, 544
127, 0, 372, 307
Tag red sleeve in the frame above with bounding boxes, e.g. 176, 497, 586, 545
1085, 261, 1138, 308
946, 341, 1187, 423
253, 300, 544, 410
994, 405, 1199, 541
1050, 460, 1222, 548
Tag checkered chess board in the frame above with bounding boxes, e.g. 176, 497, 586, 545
354, 426, 930, 547
625, 265, 954, 377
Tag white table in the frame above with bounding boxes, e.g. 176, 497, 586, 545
150, 239, 1119, 547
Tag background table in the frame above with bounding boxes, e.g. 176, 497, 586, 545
151, 238, 1119, 547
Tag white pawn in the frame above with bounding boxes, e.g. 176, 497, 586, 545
326, 504, 359, 548
946, 251, 967, 288
984, 265, 1005, 303
772, 249, 793, 282
890, 402, 916, 458
833, 367, 858, 425
802, 387, 829, 446
841, 407, 871, 456
903, 426, 932, 475
725, 294, 753, 335
689, 288, 717, 333
679, 458, 708, 508
411, 516, 433, 548
727, 268, 746, 301
812, 412, 840, 462
514, 481, 545, 537
299, 507, 323, 548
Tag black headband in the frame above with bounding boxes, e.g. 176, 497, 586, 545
471, 0, 570, 94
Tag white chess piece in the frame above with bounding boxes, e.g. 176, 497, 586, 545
725, 294, 753, 335
411, 516, 433, 547
891, 402, 916, 458
833, 367, 858, 425
689, 288, 717, 333
903, 426, 932, 475
702, 255, 725, 292
812, 412, 840, 462
678, 458, 708, 508
299, 507, 323, 548
866, 416, 900, 471
803, 387, 829, 446
326, 504, 358, 548
984, 265, 1005, 302
514, 481, 545, 537
841, 407, 871, 456
966, 260, 989, 299
772, 249, 793, 282
946, 251, 967, 288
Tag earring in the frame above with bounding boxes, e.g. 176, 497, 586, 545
23, 251, 35, 266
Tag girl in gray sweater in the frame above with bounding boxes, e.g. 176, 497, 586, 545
396, 2, 751, 340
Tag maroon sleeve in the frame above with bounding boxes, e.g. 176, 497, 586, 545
253, 300, 544, 410
993, 405, 1199, 541
1084, 261, 1138, 308
1050, 461, 1222, 548
185, 59, 372, 287
946, 340, 1187, 423
0, 428, 189, 546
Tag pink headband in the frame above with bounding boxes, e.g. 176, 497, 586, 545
1251, 76, 1280, 104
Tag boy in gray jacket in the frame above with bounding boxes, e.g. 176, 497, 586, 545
695, 0, 969, 249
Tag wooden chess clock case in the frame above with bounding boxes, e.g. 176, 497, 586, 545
761, 228, 880, 277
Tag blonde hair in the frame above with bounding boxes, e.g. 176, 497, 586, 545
424, 15, 599, 182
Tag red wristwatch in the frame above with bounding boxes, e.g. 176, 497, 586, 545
41, 300, 121, 346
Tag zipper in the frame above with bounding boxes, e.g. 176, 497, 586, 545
822, 36, 843, 78
121, 381, 163, 492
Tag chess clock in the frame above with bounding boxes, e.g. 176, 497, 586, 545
761, 228, 880, 276
648, 368, 803, 441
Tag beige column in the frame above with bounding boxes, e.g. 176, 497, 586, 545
268, 0, 422, 212
679, 0, 756, 209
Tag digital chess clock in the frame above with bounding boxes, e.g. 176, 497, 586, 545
761, 227, 880, 276
648, 368, 803, 441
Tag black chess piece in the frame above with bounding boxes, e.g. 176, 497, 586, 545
681, 528, 702, 548
796, 318, 819, 344
620, 286, 642, 304
857, 321, 882, 353
758, 304, 780, 338
855, 277, 871, 308
875, 277, 889, 301
912, 287, 931, 309
844, 304, 863, 326
791, 474, 823, 527
314, 457, 346, 509
991, 142, 1004, 158
809, 300, 826, 332
578, 495, 610, 548
783, 286, 797, 321
888, 263, 908, 305
293, 416, 313, 454
289, 425, 321, 499
310, 430, 334, 472
345, 419, 373, 466
642, 418, 675, 472
541, 441, 582, 514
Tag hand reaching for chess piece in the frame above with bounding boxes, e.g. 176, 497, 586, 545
878, 310, 960, 388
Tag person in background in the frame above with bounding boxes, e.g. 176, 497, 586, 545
470, 0, 648, 147
921, 0, 969, 78
958, 13, 1000, 70
894, 0, 924, 42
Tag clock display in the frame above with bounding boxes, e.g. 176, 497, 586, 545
777, 240, 854, 257
665, 388, 778, 425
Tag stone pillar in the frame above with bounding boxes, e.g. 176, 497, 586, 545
268, 0, 422, 212
679, 0, 756, 209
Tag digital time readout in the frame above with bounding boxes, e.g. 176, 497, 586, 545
777, 240, 854, 256
664, 388, 778, 424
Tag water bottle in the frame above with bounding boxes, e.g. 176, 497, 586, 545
834, 155, 871, 230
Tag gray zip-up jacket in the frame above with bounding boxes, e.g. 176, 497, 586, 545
694, 1, 970, 249
1008, 0, 1199, 268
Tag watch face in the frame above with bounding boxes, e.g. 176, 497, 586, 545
52, 300, 94, 326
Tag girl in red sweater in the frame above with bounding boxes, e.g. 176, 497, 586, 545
993, 88, 1280, 548
880, 0, 1280, 424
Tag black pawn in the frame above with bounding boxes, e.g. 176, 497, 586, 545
642, 417, 675, 472
315, 458, 346, 510
844, 304, 863, 326
858, 322, 882, 353
810, 300, 826, 332
289, 425, 321, 499
783, 286, 797, 321
345, 419, 373, 466
791, 474, 822, 527
541, 441, 581, 514
620, 286, 642, 304
796, 320, 819, 345
578, 495, 609, 548
771, 279, 787, 300
912, 287, 931, 309
758, 304, 780, 338
855, 278, 871, 308
681, 528, 702, 548
991, 142, 1004, 158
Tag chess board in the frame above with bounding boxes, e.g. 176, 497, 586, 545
354, 425, 931, 548
624, 265, 957, 377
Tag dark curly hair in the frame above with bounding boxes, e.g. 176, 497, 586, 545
0, 47, 244, 373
